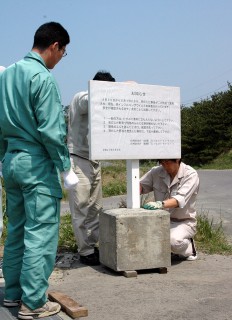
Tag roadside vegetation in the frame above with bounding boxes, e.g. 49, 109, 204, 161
195, 213, 232, 254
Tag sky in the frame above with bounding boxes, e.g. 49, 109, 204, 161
1, 0, 232, 107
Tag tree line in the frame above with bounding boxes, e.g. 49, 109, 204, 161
181, 83, 232, 166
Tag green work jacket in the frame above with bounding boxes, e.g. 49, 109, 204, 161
0, 51, 70, 172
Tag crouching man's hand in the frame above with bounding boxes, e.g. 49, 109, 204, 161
143, 201, 163, 210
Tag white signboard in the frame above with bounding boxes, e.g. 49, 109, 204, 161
89, 81, 181, 160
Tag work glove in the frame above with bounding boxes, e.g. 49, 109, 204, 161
143, 201, 163, 210
62, 168, 79, 190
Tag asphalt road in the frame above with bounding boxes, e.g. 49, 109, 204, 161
196, 170, 232, 237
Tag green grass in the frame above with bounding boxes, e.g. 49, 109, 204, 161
195, 213, 232, 254
102, 161, 126, 197
101, 160, 154, 197
199, 150, 232, 169
58, 214, 77, 252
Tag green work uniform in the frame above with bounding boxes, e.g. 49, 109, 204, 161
0, 52, 70, 310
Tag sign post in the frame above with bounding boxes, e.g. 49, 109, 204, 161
126, 159, 140, 208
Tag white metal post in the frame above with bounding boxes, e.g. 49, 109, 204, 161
126, 160, 140, 209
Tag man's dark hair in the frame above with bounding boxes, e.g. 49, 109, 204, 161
32, 22, 70, 50
158, 159, 182, 164
93, 70, 115, 82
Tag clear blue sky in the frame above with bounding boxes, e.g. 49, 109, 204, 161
1, 0, 232, 106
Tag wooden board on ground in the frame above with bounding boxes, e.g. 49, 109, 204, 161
48, 291, 88, 318
122, 270, 137, 278
122, 267, 167, 278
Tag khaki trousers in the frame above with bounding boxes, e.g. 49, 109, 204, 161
68, 155, 102, 256
170, 220, 197, 257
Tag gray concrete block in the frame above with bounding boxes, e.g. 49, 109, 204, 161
99, 208, 171, 272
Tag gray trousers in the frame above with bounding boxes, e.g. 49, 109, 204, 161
68, 155, 102, 256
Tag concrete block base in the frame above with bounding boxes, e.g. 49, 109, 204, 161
99, 208, 171, 272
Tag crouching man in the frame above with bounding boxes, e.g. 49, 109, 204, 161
140, 159, 200, 261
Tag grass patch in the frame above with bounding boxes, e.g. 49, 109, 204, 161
200, 150, 232, 169
102, 161, 126, 197
58, 213, 77, 252
101, 160, 155, 197
195, 213, 232, 254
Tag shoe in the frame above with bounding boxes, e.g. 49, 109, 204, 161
172, 238, 197, 261
186, 254, 198, 261
186, 238, 197, 261
3, 299, 21, 307
171, 253, 198, 261
80, 253, 100, 266
176, 253, 198, 261
18, 301, 61, 319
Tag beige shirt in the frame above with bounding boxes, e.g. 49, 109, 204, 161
140, 162, 200, 222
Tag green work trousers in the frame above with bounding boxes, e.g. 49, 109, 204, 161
2, 149, 62, 310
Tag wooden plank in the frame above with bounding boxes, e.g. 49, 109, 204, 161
122, 270, 137, 278
48, 291, 88, 318
158, 267, 168, 274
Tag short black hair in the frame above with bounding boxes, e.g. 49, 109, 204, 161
93, 70, 115, 82
32, 22, 70, 50
158, 159, 182, 164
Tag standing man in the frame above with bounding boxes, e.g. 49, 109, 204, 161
0, 22, 78, 319
140, 159, 199, 261
68, 71, 115, 266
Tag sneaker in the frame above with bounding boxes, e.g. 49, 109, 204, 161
18, 301, 61, 320
80, 253, 100, 266
186, 254, 198, 261
3, 299, 21, 307
171, 253, 198, 261
172, 238, 198, 261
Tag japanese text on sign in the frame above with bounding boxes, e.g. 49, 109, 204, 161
89, 81, 181, 160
